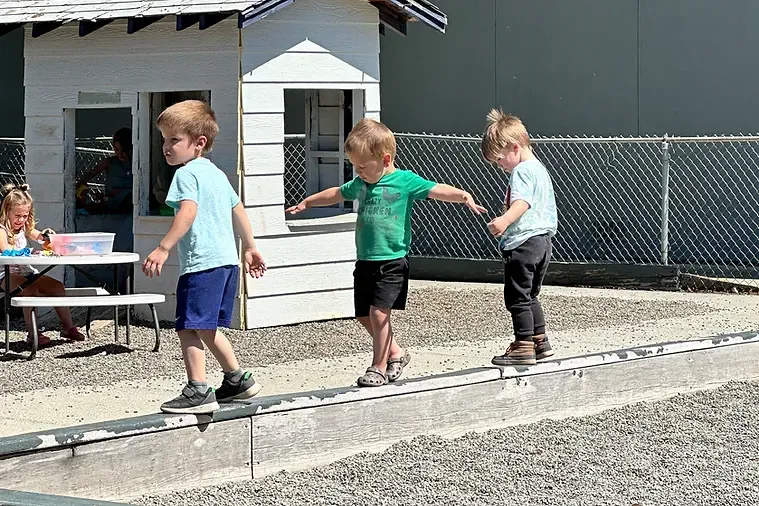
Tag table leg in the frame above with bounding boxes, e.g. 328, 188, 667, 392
29, 307, 38, 361
125, 264, 131, 346
4, 266, 9, 354
113, 264, 119, 342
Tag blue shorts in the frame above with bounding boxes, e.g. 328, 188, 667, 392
175, 265, 239, 331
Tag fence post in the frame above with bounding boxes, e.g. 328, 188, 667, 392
660, 135, 671, 265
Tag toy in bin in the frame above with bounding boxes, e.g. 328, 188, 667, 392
49, 232, 116, 256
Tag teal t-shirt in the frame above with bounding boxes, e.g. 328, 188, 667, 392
166, 157, 241, 276
500, 159, 558, 251
340, 169, 437, 261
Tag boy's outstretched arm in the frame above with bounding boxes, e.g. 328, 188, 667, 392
285, 187, 344, 215
232, 202, 266, 278
428, 184, 487, 214
142, 200, 197, 278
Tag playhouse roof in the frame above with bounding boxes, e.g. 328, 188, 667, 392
0, 0, 447, 36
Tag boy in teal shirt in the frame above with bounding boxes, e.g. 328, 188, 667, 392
142, 100, 267, 414
287, 118, 486, 387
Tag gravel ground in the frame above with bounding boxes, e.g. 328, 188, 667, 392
136, 381, 759, 506
0, 284, 712, 394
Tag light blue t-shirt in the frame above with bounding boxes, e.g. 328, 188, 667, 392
500, 158, 558, 251
166, 157, 240, 276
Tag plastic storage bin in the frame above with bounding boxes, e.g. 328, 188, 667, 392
50, 232, 115, 256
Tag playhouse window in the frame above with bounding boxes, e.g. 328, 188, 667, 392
143, 90, 210, 216
74, 108, 133, 217
283, 89, 364, 218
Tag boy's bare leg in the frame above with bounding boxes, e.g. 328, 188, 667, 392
359, 315, 404, 360
369, 306, 393, 373
198, 329, 262, 402
197, 329, 239, 373
160, 329, 219, 414
357, 316, 373, 337
178, 330, 207, 383
387, 319, 404, 359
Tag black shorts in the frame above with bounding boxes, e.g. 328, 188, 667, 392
353, 256, 410, 317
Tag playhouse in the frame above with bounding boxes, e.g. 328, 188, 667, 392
0, 0, 447, 328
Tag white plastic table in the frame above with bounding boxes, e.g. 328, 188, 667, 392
0, 252, 140, 357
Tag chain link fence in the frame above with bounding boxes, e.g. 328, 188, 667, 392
6, 133, 758, 289
394, 133, 759, 289
284, 134, 307, 207
0, 139, 27, 188
0, 137, 113, 197
281, 132, 759, 289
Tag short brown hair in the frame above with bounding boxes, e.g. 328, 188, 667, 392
344, 118, 396, 160
156, 100, 219, 153
481, 109, 531, 162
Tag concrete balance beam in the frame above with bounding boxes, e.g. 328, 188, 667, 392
0, 332, 757, 502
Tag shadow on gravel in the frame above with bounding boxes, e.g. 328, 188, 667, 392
56, 343, 134, 359
1, 338, 69, 358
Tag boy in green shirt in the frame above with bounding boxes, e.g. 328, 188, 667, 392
286, 118, 486, 387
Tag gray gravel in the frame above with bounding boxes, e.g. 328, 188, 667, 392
136, 381, 759, 506
0, 284, 712, 394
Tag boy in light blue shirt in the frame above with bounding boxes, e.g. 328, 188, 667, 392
482, 109, 558, 367
142, 100, 267, 414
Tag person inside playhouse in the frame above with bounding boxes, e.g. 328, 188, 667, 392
76, 127, 133, 215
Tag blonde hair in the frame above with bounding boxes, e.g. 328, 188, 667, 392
481, 109, 531, 163
344, 118, 397, 161
156, 99, 219, 153
0, 183, 35, 245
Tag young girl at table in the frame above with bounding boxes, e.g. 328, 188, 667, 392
0, 183, 85, 346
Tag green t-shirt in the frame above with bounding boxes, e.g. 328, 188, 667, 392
340, 169, 437, 261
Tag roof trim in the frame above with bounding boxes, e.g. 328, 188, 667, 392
0, 0, 448, 38
382, 0, 446, 33
239, 0, 296, 28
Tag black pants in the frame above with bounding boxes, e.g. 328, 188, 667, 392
503, 234, 552, 341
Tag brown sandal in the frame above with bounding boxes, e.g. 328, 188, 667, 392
357, 367, 388, 387
387, 351, 411, 382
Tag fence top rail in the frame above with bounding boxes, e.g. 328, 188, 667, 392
6, 133, 759, 144
0, 136, 112, 143
394, 133, 759, 144
75, 147, 113, 154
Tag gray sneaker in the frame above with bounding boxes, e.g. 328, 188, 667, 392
160, 384, 220, 414
215, 371, 263, 403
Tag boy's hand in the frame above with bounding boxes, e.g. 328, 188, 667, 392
487, 216, 509, 237
285, 201, 307, 215
244, 248, 267, 278
142, 246, 169, 278
463, 192, 487, 214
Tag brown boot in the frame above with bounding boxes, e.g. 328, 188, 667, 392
491, 340, 536, 366
533, 334, 554, 360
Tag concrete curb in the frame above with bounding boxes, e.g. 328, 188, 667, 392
0, 331, 757, 502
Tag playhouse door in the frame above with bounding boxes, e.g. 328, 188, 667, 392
71, 106, 135, 290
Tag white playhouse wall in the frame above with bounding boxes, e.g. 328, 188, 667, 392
240, 0, 381, 328
22, 18, 241, 324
